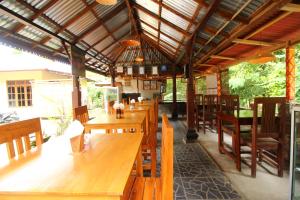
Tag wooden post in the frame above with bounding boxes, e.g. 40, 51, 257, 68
286, 42, 296, 101
186, 35, 198, 140
217, 70, 222, 97
71, 46, 85, 109
72, 75, 81, 109
111, 70, 116, 87
172, 65, 178, 119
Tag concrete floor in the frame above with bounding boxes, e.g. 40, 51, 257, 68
197, 129, 290, 200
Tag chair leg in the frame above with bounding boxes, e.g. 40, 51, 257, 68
235, 135, 241, 171
151, 147, 156, 177
251, 146, 257, 177
277, 143, 283, 177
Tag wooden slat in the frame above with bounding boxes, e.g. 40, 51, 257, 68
16, 137, 24, 155
143, 178, 155, 200
0, 118, 43, 159
6, 142, 15, 159
130, 177, 145, 200
24, 135, 31, 151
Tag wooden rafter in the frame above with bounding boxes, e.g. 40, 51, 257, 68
232, 39, 280, 46
142, 30, 177, 52
174, 1, 202, 58
281, 3, 300, 12
141, 33, 175, 63
8, 0, 59, 35
74, 2, 126, 43
195, 0, 291, 66
210, 55, 236, 60
87, 20, 129, 51
195, 0, 252, 57
4, 0, 112, 64
133, 3, 190, 37
80, 0, 118, 45
139, 19, 181, 44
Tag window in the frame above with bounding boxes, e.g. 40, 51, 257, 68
163, 79, 187, 102
7, 80, 32, 107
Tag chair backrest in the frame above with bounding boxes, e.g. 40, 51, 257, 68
74, 105, 89, 123
204, 94, 219, 113
219, 95, 239, 116
253, 97, 286, 139
160, 114, 173, 200
0, 118, 43, 159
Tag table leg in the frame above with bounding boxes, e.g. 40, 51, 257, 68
136, 146, 143, 176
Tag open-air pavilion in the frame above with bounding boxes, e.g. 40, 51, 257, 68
0, 0, 300, 199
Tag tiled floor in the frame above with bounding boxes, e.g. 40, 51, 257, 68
156, 119, 241, 200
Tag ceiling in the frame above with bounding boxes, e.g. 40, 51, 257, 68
0, 0, 299, 77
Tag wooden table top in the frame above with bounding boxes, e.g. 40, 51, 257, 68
124, 105, 150, 112
0, 133, 143, 199
85, 112, 146, 126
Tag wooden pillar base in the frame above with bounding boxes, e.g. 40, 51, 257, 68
186, 128, 198, 141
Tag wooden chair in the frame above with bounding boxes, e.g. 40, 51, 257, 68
240, 97, 286, 177
217, 95, 241, 170
73, 105, 89, 123
142, 100, 158, 177
195, 94, 204, 131
130, 113, 173, 200
0, 118, 43, 159
201, 94, 219, 133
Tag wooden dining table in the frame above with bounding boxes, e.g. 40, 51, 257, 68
0, 133, 143, 200
84, 112, 146, 134
124, 105, 150, 134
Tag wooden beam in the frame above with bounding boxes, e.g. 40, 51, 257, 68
232, 38, 280, 46
142, 30, 177, 52
196, 63, 216, 67
139, 19, 181, 44
1, 0, 113, 66
211, 55, 236, 60
87, 20, 129, 51
150, 0, 196, 25
195, 0, 291, 65
157, 0, 162, 46
141, 34, 176, 63
74, 2, 126, 43
133, 3, 190, 37
11, 0, 59, 34
125, 0, 139, 34
281, 3, 300, 12
195, 0, 252, 56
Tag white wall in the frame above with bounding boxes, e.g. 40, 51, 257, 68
116, 77, 161, 99
206, 74, 217, 94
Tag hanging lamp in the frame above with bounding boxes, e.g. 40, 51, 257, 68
120, 8, 140, 47
96, 0, 117, 5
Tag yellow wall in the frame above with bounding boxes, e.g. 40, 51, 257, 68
0, 70, 71, 80
0, 70, 72, 119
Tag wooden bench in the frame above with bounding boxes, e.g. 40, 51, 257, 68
130, 113, 173, 200
0, 118, 43, 159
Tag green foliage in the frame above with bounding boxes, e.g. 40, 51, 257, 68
87, 83, 104, 109
164, 79, 187, 101
229, 44, 300, 107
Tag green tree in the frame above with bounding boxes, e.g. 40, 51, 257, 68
229, 44, 300, 107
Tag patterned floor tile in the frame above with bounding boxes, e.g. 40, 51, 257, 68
174, 177, 186, 199
155, 119, 241, 200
